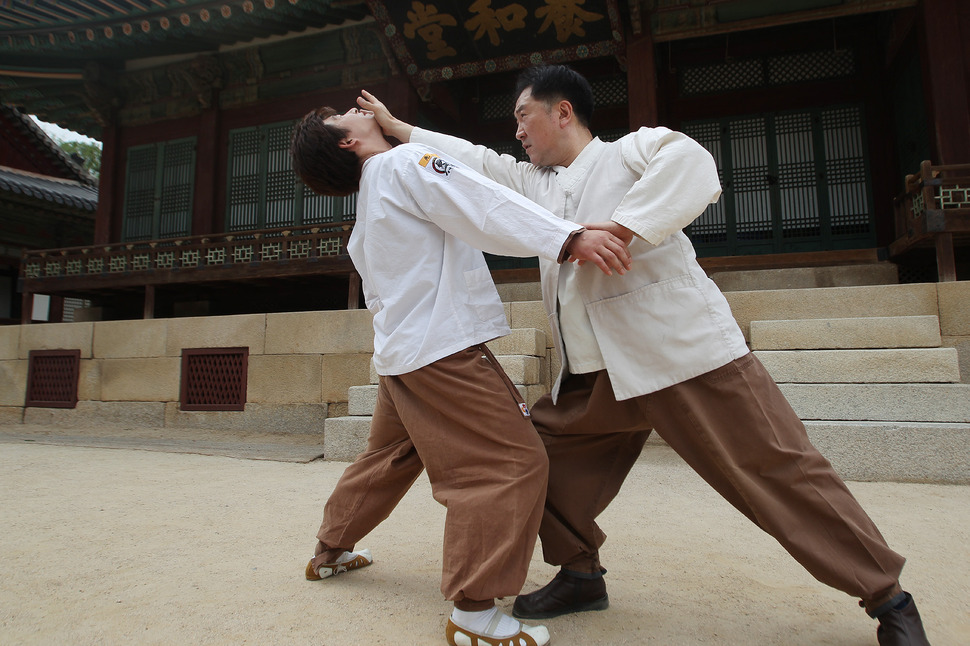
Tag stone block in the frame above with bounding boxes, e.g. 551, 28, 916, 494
778, 383, 970, 423
805, 421, 970, 484
20, 321, 94, 358
0, 405, 22, 425
710, 264, 898, 292
264, 310, 373, 355
100, 358, 181, 402
348, 385, 378, 416
750, 316, 942, 350
93, 319, 168, 358
247, 354, 322, 404
0, 326, 19, 360
755, 348, 960, 383
938, 281, 970, 336
508, 301, 551, 345
942, 336, 970, 384
164, 401, 328, 434
725, 284, 939, 340
321, 353, 372, 403
324, 415, 372, 461
165, 313, 266, 357
77, 360, 102, 402
497, 355, 541, 384
487, 328, 546, 356
495, 282, 542, 302
515, 384, 550, 408
0, 360, 27, 406
22, 400, 166, 428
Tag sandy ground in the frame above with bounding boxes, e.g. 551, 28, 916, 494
1, 428, 968, 646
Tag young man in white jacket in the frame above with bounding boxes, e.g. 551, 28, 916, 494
290, 102, 631, 646
360, 64, 930, 646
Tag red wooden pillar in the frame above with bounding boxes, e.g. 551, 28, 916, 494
919, 0, 970, 164
194, 107, 220, 235
93, 123, 118, 244
627, 32, 659, 129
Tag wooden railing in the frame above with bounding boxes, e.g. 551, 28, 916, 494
891, 160, 970, 281
20, 223, 357, 323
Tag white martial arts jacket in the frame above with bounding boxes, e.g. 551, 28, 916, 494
410, 127, 750, 401
352, 143, 582, 376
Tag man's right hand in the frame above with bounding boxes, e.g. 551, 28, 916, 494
565, 229, 633, 276
358, 90, 415, 143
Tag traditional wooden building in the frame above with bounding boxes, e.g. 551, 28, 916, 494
0, 103, 97, 324
2, 0, 968, 324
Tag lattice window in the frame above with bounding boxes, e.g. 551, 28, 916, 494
109, 256, 127, 272
768, 49, 855, 86
86, 258, 104, 274
25, 349, 80, 408
591, 75, 628, 106
683, 104, 873, 255
24, 262, 41, 278
44, 261, 61, 277
227, 121, 351, 232
260, 242, 282, 261
122, 139, 196, 242
66, 259, 83, 275
180, 347, 248, 411
288, 239, 311, 259
682, 58, 764, 96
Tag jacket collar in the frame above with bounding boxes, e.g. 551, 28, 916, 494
552, 137, 605, 192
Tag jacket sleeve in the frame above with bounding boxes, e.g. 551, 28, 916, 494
610, 127, 722, 246
410, 127, 543, 197
399, 151, 580, 262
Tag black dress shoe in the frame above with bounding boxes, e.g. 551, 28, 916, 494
512, 570, 609, 619
873, 592, 931, 646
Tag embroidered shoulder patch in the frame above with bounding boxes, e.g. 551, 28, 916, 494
418, 152, 454, 177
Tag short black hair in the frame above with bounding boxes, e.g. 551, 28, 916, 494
514, 64, 594, 129
290, 107, 361, 197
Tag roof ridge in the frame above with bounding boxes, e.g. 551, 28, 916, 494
1, 104, 98, 187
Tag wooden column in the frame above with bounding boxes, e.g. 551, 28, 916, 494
347, 271, 361, 310
919, 0, 970, 164
194, 107, 220, 236
93, 123, 118, 244
20, 290, 32, 325
143, 284, 156, 319
627, 32, 659, 128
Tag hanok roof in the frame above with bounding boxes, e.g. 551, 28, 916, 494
0, 102, 97, 186
0, 165, 98, 211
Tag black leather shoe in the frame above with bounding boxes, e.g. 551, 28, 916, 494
869, 592, 931, 646
512, 570, 609, 619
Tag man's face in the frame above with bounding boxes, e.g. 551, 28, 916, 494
514, 87, 563, 167
325, 106, 377, 140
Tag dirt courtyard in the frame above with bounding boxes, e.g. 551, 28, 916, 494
1, 431, 968, 645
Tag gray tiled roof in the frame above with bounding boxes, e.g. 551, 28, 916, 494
0, 165, 98, 211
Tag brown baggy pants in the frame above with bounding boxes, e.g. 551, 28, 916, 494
532, 353, 906, 606
313, 345, 549, 603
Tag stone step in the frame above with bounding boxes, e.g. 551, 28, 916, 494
750, 315, 942, 350
347, 384, 377, 416
724, 283, 940, 341
755, 348, 960, 383
709, 263, 898, 292
778, 383, 970, 423
645, 421, 970, 484
485, 327, 547, 356
323, 415, 372, 462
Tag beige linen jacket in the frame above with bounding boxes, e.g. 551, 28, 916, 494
411, 126, 750, 401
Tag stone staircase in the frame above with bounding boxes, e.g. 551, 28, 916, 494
323, 282, 970, 484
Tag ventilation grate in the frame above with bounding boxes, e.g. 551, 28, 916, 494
180, 347, 249, 411
25, 350, 80, 408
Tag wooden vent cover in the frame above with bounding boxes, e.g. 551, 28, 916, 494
180, 347, 249, 411
25, 349, 81, 408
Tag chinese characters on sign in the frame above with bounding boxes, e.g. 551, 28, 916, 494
403, 0, 605, 60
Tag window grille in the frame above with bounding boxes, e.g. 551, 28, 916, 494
682, 48, 856, 96
226, 121, 355, 232
25, 350, 80, 408
122, 138, 196, 242
180, 347, 248, 411
683, 104, 874, 256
